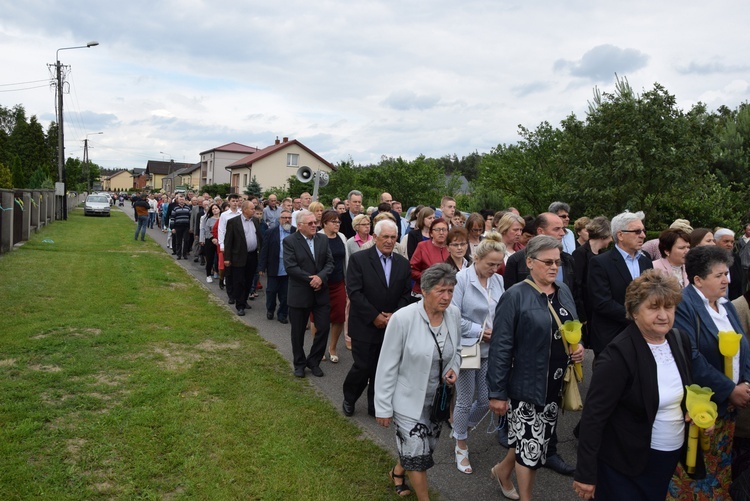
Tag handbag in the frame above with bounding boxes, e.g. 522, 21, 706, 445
428, 326, 454, 423
460, 342, 481, 369
523, 279, 583, 412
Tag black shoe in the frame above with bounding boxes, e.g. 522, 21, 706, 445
294, 367, 305, 378
544, 454, 575, 476
176, 256, 182, 260
199, 258, 205, 265
342, 400, 355, 417
309, 366, 324, 377
266, 311, 274, 320
193, 257, 199, 262
228, 298, 235, 305
236, 309, 245, 316
219, 279, 225, 290
278, 317, 288, 324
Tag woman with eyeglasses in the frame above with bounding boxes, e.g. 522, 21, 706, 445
345, 214, 373, 256
465, 212, 486, 258
410, 218, 450, 297
319, 209, 349, 363
488, 235, 584, 500
403, 207, 436, 260
445, 227, 472, 271
450, 233, 506, 475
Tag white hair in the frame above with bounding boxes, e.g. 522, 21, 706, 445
295, 209, 313, 226
374, 219, 398, 236
714, 228, 735, 239
611, 211, 645, 244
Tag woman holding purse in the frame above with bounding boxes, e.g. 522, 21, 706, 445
450, 233, 506, 474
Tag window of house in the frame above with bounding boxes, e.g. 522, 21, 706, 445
243, 174, 248, 187
287, 153, 299, 167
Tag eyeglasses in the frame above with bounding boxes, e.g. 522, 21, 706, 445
356, 222, 371, 227
449, 242, 468, 248
559, 214, 570, 219
303, 222, 317, 227
327, 220, 341, 224
432, 227, 448, 233
621, 229, 646, 235
533, 258, 562, 267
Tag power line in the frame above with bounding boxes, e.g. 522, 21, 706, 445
0, 84, 50, 93
0, 79, 50, 87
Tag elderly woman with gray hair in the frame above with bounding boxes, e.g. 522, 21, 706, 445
488, 235, 584, 500
375, 263, 462, 500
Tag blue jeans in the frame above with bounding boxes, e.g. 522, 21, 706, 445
147, 212, 156, 228
135, 215, 149, 240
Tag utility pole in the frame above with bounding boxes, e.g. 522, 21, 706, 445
51, 41, 99, 220
83, 138, 89, 192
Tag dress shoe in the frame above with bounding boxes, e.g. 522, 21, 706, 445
176, 256, 182, 260
309, 365, 324, 377
342, 400, 355, 417
294, 367, 305, 378
237, 308, 245, 317
544, 454, 575, 476
228, 298, 235, 305
266, 311, 274, 320
278, 317, 288, 324
193, 257, 199, 262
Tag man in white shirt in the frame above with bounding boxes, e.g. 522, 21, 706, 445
218, 193, 242, 303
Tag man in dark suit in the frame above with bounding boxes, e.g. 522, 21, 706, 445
588, 210, 653, 355
342, 219, 412, 417
339, 189, 363, 239
504, 212, 574, 290
715, 228, 746, 300
283, 209, 335, 378
258, 210, 293, 324
369, 192, 402, 241
223, 201, 263, 317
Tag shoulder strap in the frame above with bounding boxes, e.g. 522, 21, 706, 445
523, 279, 569, 356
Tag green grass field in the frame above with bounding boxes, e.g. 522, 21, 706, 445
0, 209, 397, 499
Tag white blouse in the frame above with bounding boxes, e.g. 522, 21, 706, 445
648, 340, 685, 452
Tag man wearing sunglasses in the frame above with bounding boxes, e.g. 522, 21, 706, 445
588, 210, 652, 356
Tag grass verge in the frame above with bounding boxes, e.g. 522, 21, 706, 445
0, 208, 396, 499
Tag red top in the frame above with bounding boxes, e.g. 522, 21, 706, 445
410, 239, 449, 294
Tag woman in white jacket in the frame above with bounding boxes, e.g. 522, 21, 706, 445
375, 263, 462, 500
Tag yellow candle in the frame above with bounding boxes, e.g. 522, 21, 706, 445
718, 331, 742, 380
562, 320, 583, 380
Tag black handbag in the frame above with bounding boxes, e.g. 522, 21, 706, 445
428, 328, 454, 423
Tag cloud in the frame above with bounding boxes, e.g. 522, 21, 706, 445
382, 90, 440, 111
512, 81, 552, 97
677, 59, 750, 75
554, 44, 649, 82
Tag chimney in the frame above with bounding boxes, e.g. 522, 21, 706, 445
275, 136, 280, 145
282, 137, 289, 143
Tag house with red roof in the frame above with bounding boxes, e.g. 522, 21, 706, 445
225, 137, 334, 194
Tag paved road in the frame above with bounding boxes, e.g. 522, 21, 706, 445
121, 204, 586, 500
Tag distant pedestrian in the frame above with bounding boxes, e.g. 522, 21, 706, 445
133, 195, 150, 241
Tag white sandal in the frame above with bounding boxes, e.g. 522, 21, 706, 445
455, 444, 473, 474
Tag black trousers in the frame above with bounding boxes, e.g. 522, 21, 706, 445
204, 238, 217, 277
343, 338, 382, 412
288, 302, 330, 371
230, 251, 258, 310
173, 224, 190, 257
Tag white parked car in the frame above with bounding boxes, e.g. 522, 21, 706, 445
84, 195, 111, 217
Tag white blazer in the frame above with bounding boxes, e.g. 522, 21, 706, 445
374, 300, 462, 421
452, 264, 505, 358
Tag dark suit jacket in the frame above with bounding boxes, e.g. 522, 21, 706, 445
575, 324, 693, 485
258, 225, 292, 277
675, 284, 750, 417
587, 248, 653, 354
340, 211, 357, 239
571, 241, 601, 323
346, 246, 412, 345
370, 209, 403, 241
283, 231, 335, 309
503, 248, 575, 291
729, 252, 745, 300
223, 215, 262, 268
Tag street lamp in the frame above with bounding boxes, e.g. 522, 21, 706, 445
83, 131, 103, 193
55, 41, 99, 220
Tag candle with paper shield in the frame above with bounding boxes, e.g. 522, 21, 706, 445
718, 331, 742, 380
684, 385, 718, 473
562, 320, 583, 380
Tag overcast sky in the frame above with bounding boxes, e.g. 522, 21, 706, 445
1, 1, 748, 172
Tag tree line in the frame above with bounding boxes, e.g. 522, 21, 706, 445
0, 104, 101, 191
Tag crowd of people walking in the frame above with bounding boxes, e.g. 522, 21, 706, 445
125, 188, 750, 500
